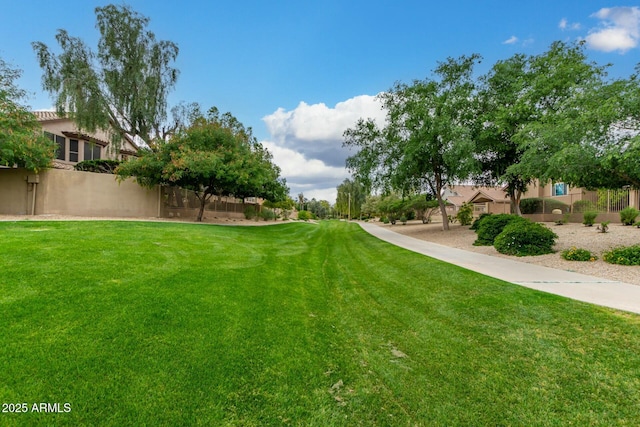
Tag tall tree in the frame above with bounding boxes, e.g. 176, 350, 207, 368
0, 58, 56, 171
33, 4, 183, 150
529, 67, 640, 190
474, 41, 607, 214
506, 41, 608, 192
474, 54, 532, 215
335, 178, 366, 220
117, 108, 288, 222
344, 55, 480, 230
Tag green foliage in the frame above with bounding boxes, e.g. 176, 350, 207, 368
620, 207, 640, 226
381, 217, 389, 224
474, 214, 528, 246
345, 55, 481, 230
116, 108, 288, 222
259, 208, 276, 221
74, 159, 121, 174
456, 202, 474, 226
335, 178, 366, 219
561, 247, 598, 262
32, 4, 186, 150
583, 211, 598, 227
573, 199, 596, 213
244, 205, 257, 220
604, 245, 640, 265
519, 198, 569, 214
503, 42, 609, 192
470, 213, 492, 231
494, 221, 558, 256
400, 215, 407, 225
598, 221, 610, 233
0, 58, 56, 171
297, 210, 311, 221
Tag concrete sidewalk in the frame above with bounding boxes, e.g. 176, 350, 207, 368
357, 221, 640, 314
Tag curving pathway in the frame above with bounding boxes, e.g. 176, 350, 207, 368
357, 221, 640, 315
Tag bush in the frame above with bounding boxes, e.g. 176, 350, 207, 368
259, 208, 276, 221
470, 213, 491, 231
456, 202, 474, 226
382, 217, 390, 224
474, 214, 529, 246
244, 205, 257, 220
603, 245, 640, 265
573, 200, 597, 213
597, 221, 610, 233
400, 215, 407, 225
297, 210, 311, 221
494, 221, 558, 256
520, 198, 569, 214
583, 211, 598, 227
620, 206, 640, 225
561, 247, 598, 261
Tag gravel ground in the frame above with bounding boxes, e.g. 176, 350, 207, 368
375, 219, 640, 286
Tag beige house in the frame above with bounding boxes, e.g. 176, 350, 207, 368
0, 113, 259, 220
35, 111, 140, 169
444, 185, 511, 215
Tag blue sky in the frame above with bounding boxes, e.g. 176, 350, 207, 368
2, 1, 640, 202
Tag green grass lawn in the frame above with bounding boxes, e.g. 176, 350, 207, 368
2, 220, 640, 426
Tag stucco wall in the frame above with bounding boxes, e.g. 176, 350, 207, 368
0, 168, 31, 215
0, 168, 159, 217
38, 169, 159, 217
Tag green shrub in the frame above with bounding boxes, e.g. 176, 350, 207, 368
400, 215, 408, 225
456, 202, 474, 226
297, 210, 311, 221
259, 208, 276, 221
494, 221, 558, 256
603, 245, 640, 265
620, 207, 640, 225
597, 221, 610, 233
520, 198, 569, 214
573, 199, 597, 213
470, 213, 491, 231
382, 217, 390, 224
474, 214, 529, 246
244, 205, 257, 220
583, 211, 598, 227
561, 247, 597, 261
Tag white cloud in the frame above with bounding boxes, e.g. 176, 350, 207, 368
503, 36, 518, 45
586, 7, 640, 53
559, 18, 581, 31
261, 95, 385, 202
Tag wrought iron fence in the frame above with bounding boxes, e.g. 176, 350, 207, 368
521, 188, 638, 214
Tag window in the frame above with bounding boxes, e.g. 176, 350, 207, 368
84, 142, 101, 161
69, 139, 79, 163
45, 132, 66, 161
553, 182, 568, 196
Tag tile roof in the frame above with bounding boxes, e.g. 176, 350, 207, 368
33, 111, 67, 121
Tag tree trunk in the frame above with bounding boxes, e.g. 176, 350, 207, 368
195, 190, 213, 222
437, 192, 449, 230
196, 196, 206, 222
514, 190, 523, 216
508, 188, 523, 216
